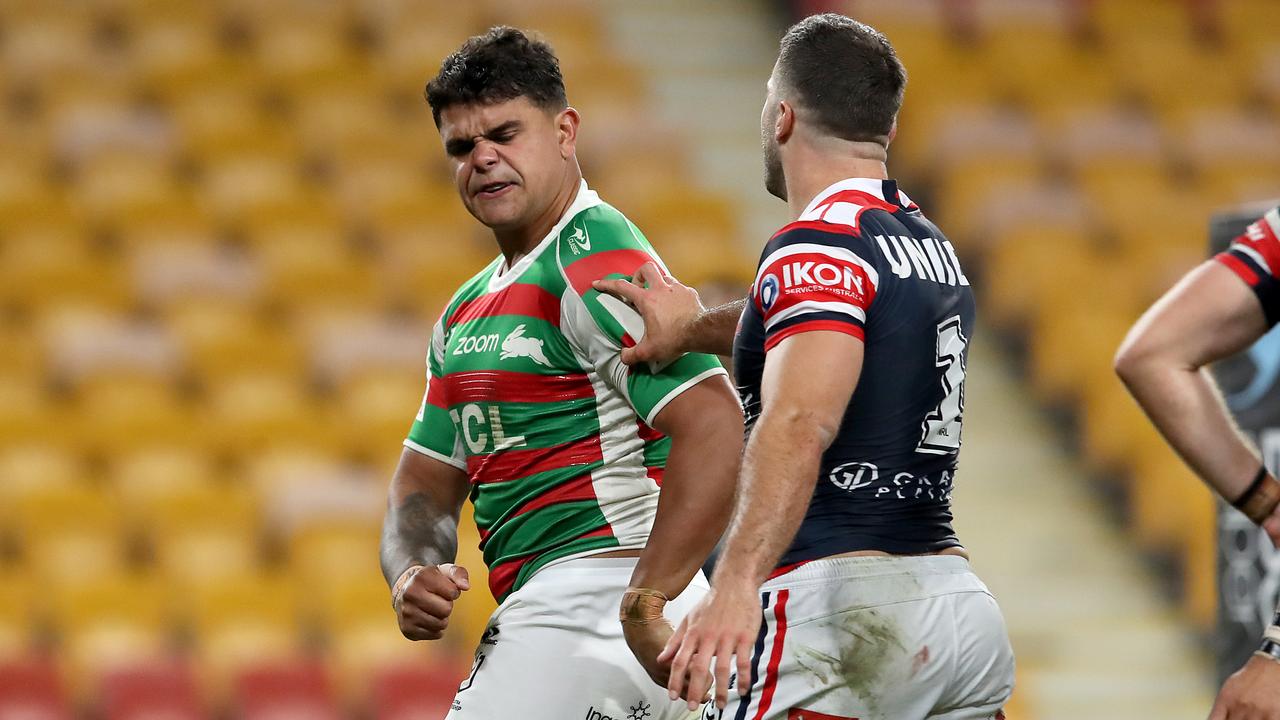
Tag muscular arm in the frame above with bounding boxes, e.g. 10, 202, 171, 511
379, 447, 471, 588
685, 299, 748, 357
1114, 260, 1270, 504
711, 331, 862, 591
627, 375, 745, 598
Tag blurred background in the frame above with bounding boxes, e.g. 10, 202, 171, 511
1, 0, 1278, 718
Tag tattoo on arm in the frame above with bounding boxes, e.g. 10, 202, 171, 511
379, 490, 460, 587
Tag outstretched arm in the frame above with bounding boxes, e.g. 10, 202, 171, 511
594, 262, 746, 363
1114, 260, 1280, 540
662, 330, 863, 710
380, 448, 473, 641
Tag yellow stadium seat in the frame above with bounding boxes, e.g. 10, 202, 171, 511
625, 189, 754, 286
199, 153, 316, 227
189, 572, 302, 697
71, 152, 183, 227
322, 578, 439, 705
13, 484, 128, 587
253, 20, 359, 88
0, 569, 36, 661
0, 226, 130, 312
52, 573, 172, 698
0, 158, 67, 228
164, 302, 303, 382
72, 372, 192, 456
1028, 280, 1135, 404
369, 4, 485, 88
247, 223, 378, 311
128, 16, 224, 91
0, 379, 64, 452
203, 373, 328, 457
289, 520, 382, 594
0, 445, 85, 527
135, 485, 262, 592
111, 446, 220, 503
1113, 37, 1245, 120
331, 370, 425, 459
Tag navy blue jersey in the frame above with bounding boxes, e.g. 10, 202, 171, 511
1216, 206, 1280, 327
732, 178, 975, 570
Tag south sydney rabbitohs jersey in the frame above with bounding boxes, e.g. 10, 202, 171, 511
406, 181, 726, 602
733, 178, 975, 569
1216, 205, 1280, 327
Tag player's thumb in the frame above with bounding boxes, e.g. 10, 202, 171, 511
440, 563, 471, 592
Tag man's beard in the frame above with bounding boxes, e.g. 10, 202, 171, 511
762, 139, 786, 201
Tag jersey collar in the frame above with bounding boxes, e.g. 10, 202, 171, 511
489, 178, 602, 292
800, 177, 915, 217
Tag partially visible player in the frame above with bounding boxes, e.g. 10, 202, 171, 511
1116, 206, 1280, 720
598, 14, 1013, 719
378, 27, 744, 720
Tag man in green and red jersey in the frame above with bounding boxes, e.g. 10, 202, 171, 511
378, 27, 744, 719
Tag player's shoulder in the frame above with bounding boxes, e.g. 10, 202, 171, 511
554, 202, 663, 298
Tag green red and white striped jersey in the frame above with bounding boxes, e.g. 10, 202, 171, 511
406, 181, 727, 601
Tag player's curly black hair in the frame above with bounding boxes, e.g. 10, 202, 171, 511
425, 26, 568, 128
777, 13, 907, 144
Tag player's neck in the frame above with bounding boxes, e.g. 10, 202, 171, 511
783, 142, 889, 219
493, 168, 583, 266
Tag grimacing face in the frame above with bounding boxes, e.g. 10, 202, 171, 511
761, 69, 786, 201
438, 97, 572, 232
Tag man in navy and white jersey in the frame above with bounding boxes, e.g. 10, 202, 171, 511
1117, 206, 1280, 719
738, 179, 973, 571
596, 13, 1014, 720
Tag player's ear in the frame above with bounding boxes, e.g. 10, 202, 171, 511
776, 100, 795, 144
556, 107, 581, 159
886, 118, 898, 147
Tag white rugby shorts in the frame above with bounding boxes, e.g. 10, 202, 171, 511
710, 555, 1014, 720
445, 556, 709, 720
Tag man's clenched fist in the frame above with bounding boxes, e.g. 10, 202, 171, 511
393, 563, 470, 641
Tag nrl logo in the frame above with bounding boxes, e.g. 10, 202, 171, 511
566, 220, 592, 255
500, 324, 552, 367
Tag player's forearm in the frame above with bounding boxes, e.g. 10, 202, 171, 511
711, 409, 826, 592
1117, 357, 1261, 503
380, 489, 460, 588
629, 402, 744, 598
685, 299, 747, 357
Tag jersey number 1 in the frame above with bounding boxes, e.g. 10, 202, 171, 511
917, 316, 967, 455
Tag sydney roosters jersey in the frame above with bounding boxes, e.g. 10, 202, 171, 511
1216, 206, 1280, 327
733, 178, 974, 566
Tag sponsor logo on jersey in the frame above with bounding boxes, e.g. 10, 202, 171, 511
828, 461, 879, 491
760, 273, 781, 311
780, 260, 866, 296
500, 324, 551, 367
567, 219, 592, 255
452, 332, 501, 356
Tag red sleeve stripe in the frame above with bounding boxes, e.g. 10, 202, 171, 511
1217, 252, 1260, 286
764, 300, 866, 334
764, 320, 865, 352
561, 248, 656, 296
425, 374, 449, 409
770, 219, 858, 241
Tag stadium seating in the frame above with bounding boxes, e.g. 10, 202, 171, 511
1, 0, 1273, 716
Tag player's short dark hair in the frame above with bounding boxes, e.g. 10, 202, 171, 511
776, 13, 907, 143
425, 26, 568, 127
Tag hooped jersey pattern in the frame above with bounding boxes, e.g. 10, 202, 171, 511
1216, 206, 1280, 327
733, 178, 975, 570
406, 181, 726, 601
